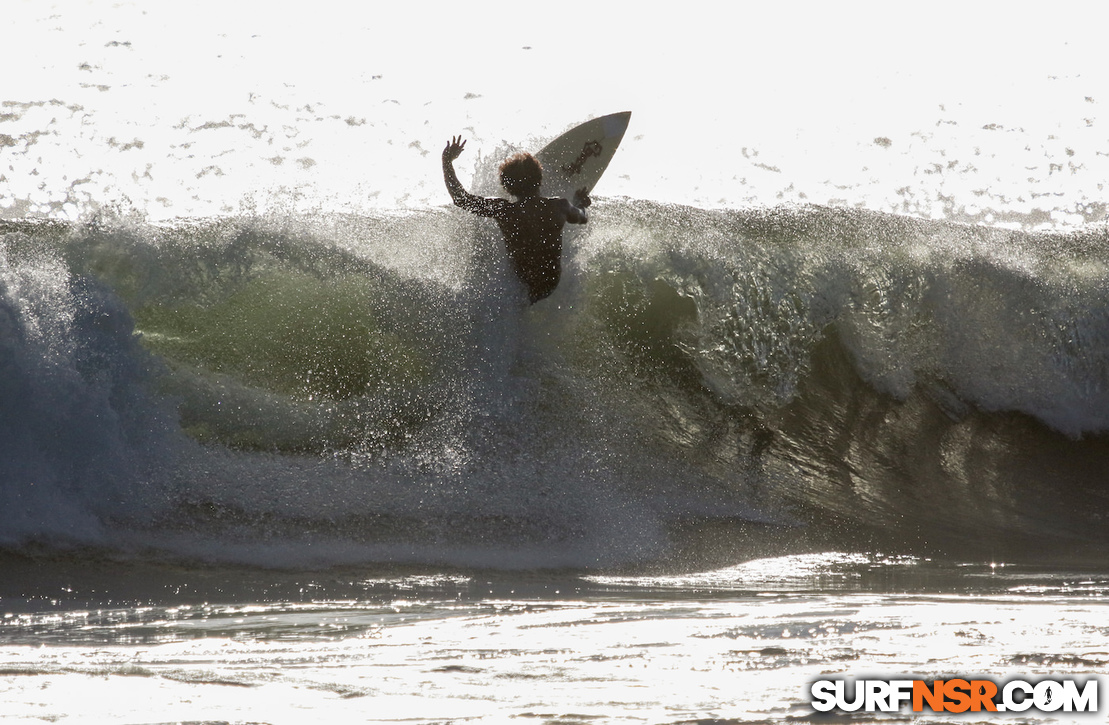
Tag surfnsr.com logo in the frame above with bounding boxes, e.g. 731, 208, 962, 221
810, 677, 1100, 714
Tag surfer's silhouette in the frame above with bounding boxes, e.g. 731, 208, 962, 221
442, 135, 590, 304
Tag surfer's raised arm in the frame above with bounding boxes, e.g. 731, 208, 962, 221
442, 136, 503, 216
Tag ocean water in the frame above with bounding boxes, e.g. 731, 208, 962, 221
3, 2, 1109, 722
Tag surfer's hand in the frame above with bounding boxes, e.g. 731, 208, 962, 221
443, 136, 466, 162
573, 188, 591, 208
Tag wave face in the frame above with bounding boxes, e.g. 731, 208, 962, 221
2, 203, 1108, 568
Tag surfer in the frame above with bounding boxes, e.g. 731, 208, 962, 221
442, 135, 590, 304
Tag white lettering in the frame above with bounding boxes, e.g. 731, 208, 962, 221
1003, 680, 1034, 712
864, 680, 891, 711
1034, 680, 1064, 712
839, 679, 864, 712
810, 680, 837, 712
890, 680, 914, 711
1062, 679, 1098, 712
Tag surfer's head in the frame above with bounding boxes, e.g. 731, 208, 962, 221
499, 153, 543, 198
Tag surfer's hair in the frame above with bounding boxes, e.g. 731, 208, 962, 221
499, 153, 543, 197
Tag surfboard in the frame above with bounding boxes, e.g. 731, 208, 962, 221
535, 111, 631, 200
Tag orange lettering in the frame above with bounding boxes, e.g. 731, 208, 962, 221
944, 679, 971, 713
969, 680, 998, 711
913, 680, 945, 712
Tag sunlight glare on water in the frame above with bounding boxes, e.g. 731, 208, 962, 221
3, 1, 1107, 224
2, 557, 1107, 723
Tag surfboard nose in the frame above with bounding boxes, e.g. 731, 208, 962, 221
535, 112, 633, 198
602, 111, 633, 137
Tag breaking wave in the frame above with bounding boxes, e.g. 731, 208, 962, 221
2, 202, 1108, 568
